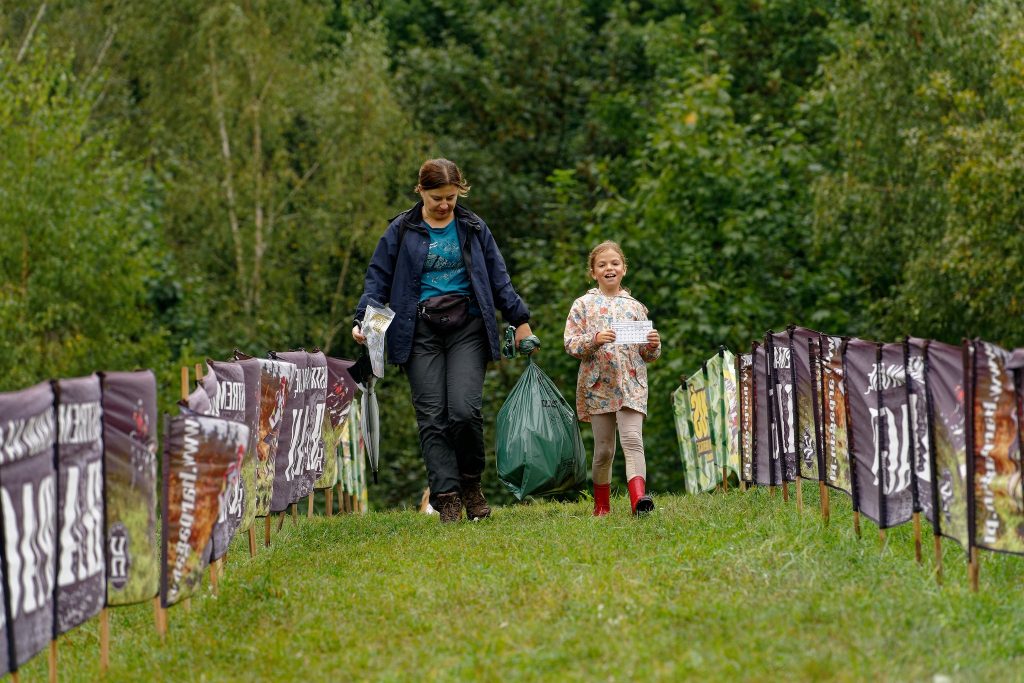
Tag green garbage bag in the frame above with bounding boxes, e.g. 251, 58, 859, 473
496, 355, 587, 500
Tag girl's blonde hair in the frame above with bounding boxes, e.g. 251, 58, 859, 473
588, 240, 627, 273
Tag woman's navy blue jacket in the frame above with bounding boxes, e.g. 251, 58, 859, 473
354, 202, 531, 365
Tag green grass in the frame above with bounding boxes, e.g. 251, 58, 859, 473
32, 484, 1024, 681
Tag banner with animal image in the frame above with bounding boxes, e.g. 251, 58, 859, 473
919, 340, 970, 549
671, 383, 700, 494
969, 340, 1024, 554
738, 353, 754, 484
819, 335, 851, 495
315, 357, 358, 490
232, 357, 262, 533
302, 350, 329, 495
269, 351, 309, 511
685, 370, 719, 492
206, 360, 249, 561
54, 376, 105, 637
767, 331, 798, 482
160, 413, 249, 607
789, 327, 822, 481
0, 381, 55, 670
234, 353, 295, 517
101, 370, 159, 606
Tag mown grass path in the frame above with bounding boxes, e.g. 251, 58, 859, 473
33, 486, 1024, 681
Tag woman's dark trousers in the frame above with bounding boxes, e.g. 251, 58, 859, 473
405, 316, 489, 509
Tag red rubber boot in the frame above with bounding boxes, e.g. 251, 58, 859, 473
627, 476, 654, 516
593, 483, 611, 516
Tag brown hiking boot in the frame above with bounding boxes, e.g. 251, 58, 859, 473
461, 475, 492, 520
436, 492, 463, 523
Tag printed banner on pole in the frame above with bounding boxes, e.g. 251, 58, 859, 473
921, 340, 970, 549
844, 339, 881, 523
671, 383, 699, 494
819, 335, 851, 495
54, 376, 104, 637
232, 357, 262, 533
753, 343, 777, 486
705, 354, 729, 477
767, 331, 797, 482
738, 353, 754, 484
790, 327, 822, 481
876, 342, 914, 528
303, 350, 328, 495
233, 355, 295, 517
269, 351, 309, 511
969, 340, 1024, 554
0, 381, 56, 670
160, 413, 249, 607
315, 357, 357, 490
207, 360, 249, 561
906, 338, 933, 522
685, 371, 718, 492
100, 370, 159, 606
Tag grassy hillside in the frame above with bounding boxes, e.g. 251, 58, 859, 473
35, 486, 1024, 681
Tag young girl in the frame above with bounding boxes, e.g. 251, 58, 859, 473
564, 241, 661, 516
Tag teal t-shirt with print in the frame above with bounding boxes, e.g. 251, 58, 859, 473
419, 219, 472, 301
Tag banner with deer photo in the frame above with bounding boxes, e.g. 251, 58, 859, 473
316, 357, 358, 490
160, 413, 249, 607
269, 351, 309, 512
54, 376, 105, 637
969, 340, 1024, 555
0, 381, 56, 670
101, 370, 159, 606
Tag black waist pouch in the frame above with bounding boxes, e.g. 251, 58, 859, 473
417, 294, 472, 332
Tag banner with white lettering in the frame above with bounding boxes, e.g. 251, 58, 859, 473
269, 351, 309, 512
231, 358, 262, 534
160, 413, 248, 607
819, 335, 851, 495
53, 376, 104, 637
876, 342, 914, 528
753, 343, 778, 486
315, 357, 357, 490
685, 370, 718, 492
207, 360, 249, 561
969, 340, 1023, 554
790, 327, 822, 481
844, 339, 881, 523
767, 331, 798, 482
0, 381, 55, 671
671, 383, 699, 494
905, 338, 933, 523
100, 370, 158, 606
738, 353, 754, 485
921, 340, 970, 549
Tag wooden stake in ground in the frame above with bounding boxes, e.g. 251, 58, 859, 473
912, 512, 923, 564
934, 534, 944, 586
308, 493, 314, 518
292, 503, 298, 525
209, 560, 218, 596
49, 640, 56, 683
853, 510, 862, 539
819, 481, 830, 525
879, 528, 887, 549
265, 515, 272, 547
770, 485, 777, 498
795, 476, 803, 513
740, 480, 747, 492
326, 487, 333, 517
154, 596, 166, 642
277, 511, 286, 532
721, 466, 728, 492
249, 526, 257, 557
782, 480, 790, 502
100, 608, 109, 672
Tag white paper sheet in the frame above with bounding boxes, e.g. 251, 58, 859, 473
611, 320, 653, 345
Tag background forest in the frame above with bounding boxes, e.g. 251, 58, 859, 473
3, 0, 1023, 508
